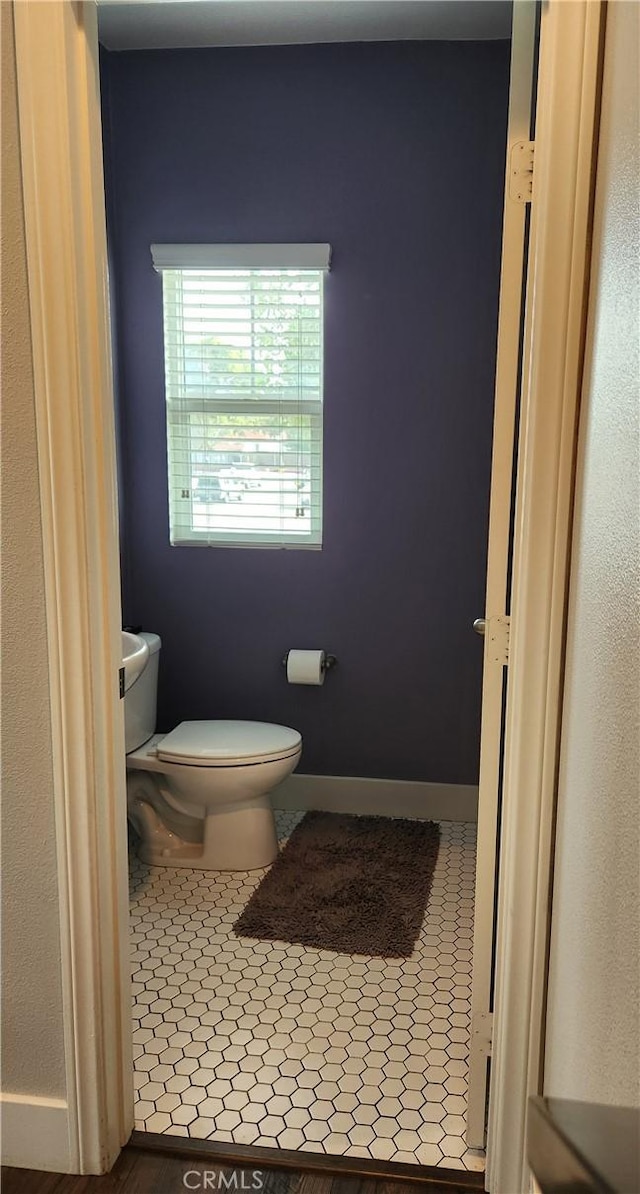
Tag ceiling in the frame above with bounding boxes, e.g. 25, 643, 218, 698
97, 1, 513, 52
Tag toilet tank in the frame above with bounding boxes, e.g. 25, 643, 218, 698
124, 631, 161, 753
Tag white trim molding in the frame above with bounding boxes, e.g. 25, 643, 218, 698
151, 242, 332, 271
487, 3, 605, 1191
8, 0, 605, 1182
0, 1095, 71, 1173
274, 774, 478, 822
466, 0, 538, 1148
13, 1, 132, 1174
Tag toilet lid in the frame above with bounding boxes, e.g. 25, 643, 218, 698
156, 720, 302, 767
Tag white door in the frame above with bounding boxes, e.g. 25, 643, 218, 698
465, 0, 539, 1150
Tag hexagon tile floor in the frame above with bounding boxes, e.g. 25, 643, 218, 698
130, 813, 484, 1174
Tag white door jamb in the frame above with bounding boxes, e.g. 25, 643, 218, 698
13, 1, 132, 1173
486, 3, 605, 1191
466, 0, 538, 1149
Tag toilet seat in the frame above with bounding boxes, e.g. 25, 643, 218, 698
156, 719, 302, 768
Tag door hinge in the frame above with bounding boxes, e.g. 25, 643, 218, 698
509, 140, 535, 203
472, 1011, 493, 1058
119, 666, 125, 699
487, 614, 510, 665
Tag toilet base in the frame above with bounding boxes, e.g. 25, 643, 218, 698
137, 795, 279, 871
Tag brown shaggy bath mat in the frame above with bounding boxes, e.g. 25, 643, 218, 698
233, 811, 440, 958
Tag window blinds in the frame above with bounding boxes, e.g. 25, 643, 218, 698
152, 245, 330, 548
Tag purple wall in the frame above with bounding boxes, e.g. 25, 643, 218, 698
101, 40, 510, 784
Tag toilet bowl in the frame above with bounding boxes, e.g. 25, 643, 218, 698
124, 633, 301, 870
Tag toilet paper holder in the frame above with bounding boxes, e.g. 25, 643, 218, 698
281, 651, 337, 673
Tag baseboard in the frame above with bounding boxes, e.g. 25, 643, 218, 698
273, 774, 478, 822
0, 1093, 71, 1171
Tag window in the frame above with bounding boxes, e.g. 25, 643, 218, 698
151, 243, 330, 548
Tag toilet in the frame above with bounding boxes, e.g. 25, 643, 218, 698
125, 632, 301, 870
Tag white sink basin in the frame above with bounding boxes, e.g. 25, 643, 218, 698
121, 630, 149, 693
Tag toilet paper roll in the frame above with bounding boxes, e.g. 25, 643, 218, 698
286, 649, 326, 686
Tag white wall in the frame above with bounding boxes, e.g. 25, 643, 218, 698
0, 2, 67, 1103
544, 0, 640, 1107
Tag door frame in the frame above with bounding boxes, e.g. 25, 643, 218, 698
487, 2, 604, 1190
466, 0, 538, 1149
12, 0, 132, 1174
11, 0, 604, 1183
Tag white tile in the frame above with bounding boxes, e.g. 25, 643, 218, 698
215, 1109, 243, 1132
377, 1097, 402, 1119
352, 1104, 379, 1126
284, 1107, 311, 1129
138, 1081, 165, 1102
324, 1133, 352, 1154
171, 1105, 199, 1126
277, 1127, 306, 1150
181, 1088, 208, 1107
188, 1117, 217, 1140
348, 1124, 375, 1147
289, 1088, 316, 1109
334, 1093, 358, 1113
130, 815, 482, 1175
444, 1093, 468, 1115
397, 1108, 422, 1131
144, 1111, 172, 1133
462, 1149, 487, 1172
133, 1100, 156, 1122
418, 1121, 445, 1145
416, 1142, 444, 1166
197, 1097, 225, 1119
372, 1117, 400, 1140
394, 1129, 422, 1153
368, 1138, 397, 1161
440, 1134, 467, 1158
304, 1120, 330, 1142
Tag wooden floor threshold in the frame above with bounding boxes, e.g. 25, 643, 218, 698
131, 1130, 485, 1190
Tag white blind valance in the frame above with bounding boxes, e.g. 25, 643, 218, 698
154, 248, 327, 549
151, 243, 332, 272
